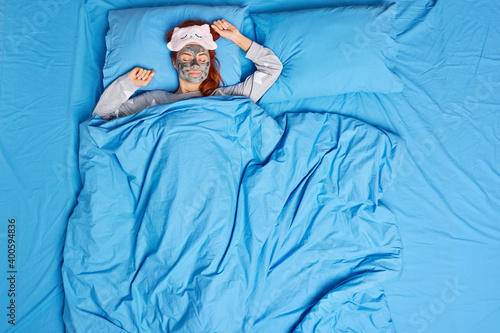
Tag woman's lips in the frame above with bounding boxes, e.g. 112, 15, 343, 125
188, 71, 202, 76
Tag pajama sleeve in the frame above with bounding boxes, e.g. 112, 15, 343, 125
215, 41, 283, 103
91, 73, 157, 120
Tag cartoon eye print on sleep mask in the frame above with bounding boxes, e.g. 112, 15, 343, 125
167, 24, 217, 52
180, 32, 204, 40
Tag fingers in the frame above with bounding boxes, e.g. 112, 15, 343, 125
138, 68, 146, 79
146, 70, 155, 82
136, 68, 155, 81
211, 21, 221, 31
129, 68, 155, 87
212, 19, 230, 31
131, 67, 140, 75
211, 24, 221, 33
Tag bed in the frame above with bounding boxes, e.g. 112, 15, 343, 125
1, 0, 499, 332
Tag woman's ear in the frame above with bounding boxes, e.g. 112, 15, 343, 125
172, 60, 176, 69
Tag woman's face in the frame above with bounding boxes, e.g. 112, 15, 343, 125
175, 43, 210, 83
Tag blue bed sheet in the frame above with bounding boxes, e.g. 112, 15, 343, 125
1, 0, 499, 332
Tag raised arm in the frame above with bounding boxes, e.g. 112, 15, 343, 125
211, 19, 283, 103
216, 41, 283, 102
92, 68, 155, 120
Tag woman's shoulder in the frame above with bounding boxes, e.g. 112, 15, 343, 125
147, 89, 174, 94
138, 89, 175, 98
132, 89, 180, 105
210, 87, 225, 96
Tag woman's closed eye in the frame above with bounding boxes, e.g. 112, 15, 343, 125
181, 54, 208, 63
181, 55, 193, 62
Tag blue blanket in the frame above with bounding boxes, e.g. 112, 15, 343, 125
62, 96, 406, 332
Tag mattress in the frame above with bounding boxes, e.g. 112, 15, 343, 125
1, 0, 499, 332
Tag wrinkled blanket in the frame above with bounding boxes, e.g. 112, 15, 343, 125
62, 96, 406, 332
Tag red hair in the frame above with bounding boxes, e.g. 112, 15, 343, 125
165, 19, 225, 96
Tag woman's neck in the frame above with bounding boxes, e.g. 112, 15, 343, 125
175, 78, 202, 94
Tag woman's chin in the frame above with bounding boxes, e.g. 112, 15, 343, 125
180, 75, 205, 84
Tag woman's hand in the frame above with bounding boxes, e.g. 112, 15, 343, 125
129, 67, 155, 87
211, 19, 241, 41
212, 19, 253, 52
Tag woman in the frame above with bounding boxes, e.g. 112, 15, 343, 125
92, 19, 283, 120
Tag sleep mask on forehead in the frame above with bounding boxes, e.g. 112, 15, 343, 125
167, 24, 218, 52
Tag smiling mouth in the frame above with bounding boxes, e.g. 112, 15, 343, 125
188, 71, 202, 76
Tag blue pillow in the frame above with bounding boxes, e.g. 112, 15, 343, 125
250, 3, 403, 103
103, 5, 249, 92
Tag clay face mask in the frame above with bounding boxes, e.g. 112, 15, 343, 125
175, 44, 210, 84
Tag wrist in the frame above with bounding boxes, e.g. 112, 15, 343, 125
232, 32, 252, 52
125, 74, 141, 89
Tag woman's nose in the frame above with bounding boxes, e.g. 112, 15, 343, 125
190, 60, 200, 69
